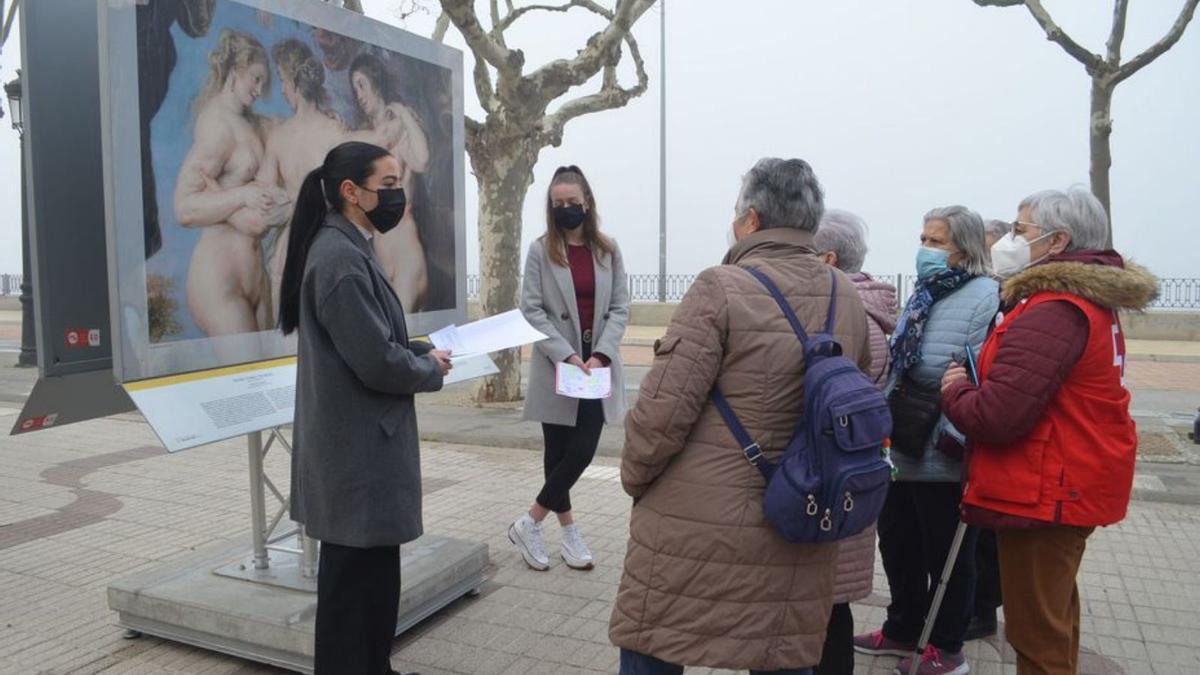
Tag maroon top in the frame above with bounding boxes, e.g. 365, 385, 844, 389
567, 244, 596, 342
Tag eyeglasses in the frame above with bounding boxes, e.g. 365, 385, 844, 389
1012, 220, 1043, 235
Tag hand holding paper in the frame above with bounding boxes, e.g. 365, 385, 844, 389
555, 362, 612, 400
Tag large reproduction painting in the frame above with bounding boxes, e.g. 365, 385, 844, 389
99, 0, 465, 383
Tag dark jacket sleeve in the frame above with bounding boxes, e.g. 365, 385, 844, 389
317, 273, 443, 395
942, 301, 1088, 445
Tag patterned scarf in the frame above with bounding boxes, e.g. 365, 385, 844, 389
889, 268, 973, 381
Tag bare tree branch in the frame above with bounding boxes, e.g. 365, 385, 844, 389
539, 29, 647, 145
1020, 0, 1106, 74
525, 0, 656, 105
1, 0, 19, 50
498, 0, 610, 32
342, 0, 364, 13
1106, 0, 1130, 66
490, 0, 502, 30
441, 0, 520, 73
432, 12, 451, 42
472, 54, 500, 114
1114, 0, 1200, 85
971, 0, 1025, 6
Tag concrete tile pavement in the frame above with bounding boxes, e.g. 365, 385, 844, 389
2, 398, 1200, 674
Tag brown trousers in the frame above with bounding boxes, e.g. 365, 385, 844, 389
997, 525, 1095, 675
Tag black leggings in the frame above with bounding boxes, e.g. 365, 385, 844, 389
537, 398, 605, 513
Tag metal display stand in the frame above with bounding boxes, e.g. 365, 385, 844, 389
109, 427, 490, 674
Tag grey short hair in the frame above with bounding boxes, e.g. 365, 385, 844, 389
735, 157, 825, 232
984, 219, 1012, 241
1018, 187, 1109, 251
923, 205, 989, 276
815, 209, 869, 274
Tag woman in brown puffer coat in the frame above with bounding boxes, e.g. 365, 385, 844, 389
610, 159, 872, 674
814, 210, 899, 674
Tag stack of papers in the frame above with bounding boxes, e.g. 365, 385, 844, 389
429, 310, 548, 385
555, 363, 612, 400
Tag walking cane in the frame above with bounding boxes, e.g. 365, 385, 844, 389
907, 519, 969, 675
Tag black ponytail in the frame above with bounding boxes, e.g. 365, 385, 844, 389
278, 141, 392, 335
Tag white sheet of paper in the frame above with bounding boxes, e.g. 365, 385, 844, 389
428, 324, 465, 354
442, 354, 500, 386
555, 363, 612, 400
430, 310, 547, 358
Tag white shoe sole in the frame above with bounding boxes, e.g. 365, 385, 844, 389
561, 551, 594, 571
508, 524, 549, 571
893, 660, 969, 675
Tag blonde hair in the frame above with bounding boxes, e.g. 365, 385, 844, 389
196, 29, 270, 112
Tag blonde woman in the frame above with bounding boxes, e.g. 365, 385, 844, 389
509, 165, 629, 571
174, 29, 288, 335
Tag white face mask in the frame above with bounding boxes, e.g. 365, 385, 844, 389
990, 231, 1052, 278
727, 226, 738, 249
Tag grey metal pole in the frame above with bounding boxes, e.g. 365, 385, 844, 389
248, 431, 270, 570
656, 0, 666, 303
300, 527, 318, 579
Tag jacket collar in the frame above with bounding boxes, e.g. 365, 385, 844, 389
1002, 251, 1158, 311
326, 212, 375, 256
722, 227, 817, 266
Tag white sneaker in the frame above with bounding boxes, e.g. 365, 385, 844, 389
561, 524, 594, 570
508, 514, 550, 571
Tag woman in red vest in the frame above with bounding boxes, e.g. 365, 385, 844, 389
941, 187, 1157, 675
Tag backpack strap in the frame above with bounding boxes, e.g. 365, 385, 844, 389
825, 270, 839, 335
712, 387, 773, 480
745, 267, 810, 347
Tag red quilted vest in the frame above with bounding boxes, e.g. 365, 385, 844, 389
963, 292, 1136, 527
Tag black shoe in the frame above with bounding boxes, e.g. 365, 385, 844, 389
963, 612, 997, 641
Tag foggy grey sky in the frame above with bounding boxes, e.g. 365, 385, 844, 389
1, 1, 1197, 280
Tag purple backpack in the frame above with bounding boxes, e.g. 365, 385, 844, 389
713, 267, 892, 544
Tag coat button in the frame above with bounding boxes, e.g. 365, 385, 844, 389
560, 312, 570, 320
604, 313, 610, 319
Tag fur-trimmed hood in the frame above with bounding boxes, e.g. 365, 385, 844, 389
1002, 251, 1158, 311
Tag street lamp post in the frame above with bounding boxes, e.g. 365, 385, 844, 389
656, 0, 666, 303
5, 70, 35, 368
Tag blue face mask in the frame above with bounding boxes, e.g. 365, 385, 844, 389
916, 246, 950, 280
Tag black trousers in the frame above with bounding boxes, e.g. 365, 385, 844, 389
878, 481, 978, 654
314, 541, 400, 675
974, 528, 1003, 616
816, 602, 855, 675
537, 397, 605, 513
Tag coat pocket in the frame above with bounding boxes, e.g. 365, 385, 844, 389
379, 400, 411, 438
641, 335, 681, 399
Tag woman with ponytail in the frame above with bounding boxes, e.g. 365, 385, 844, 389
509, 165, 630, 572
281, 141, 452, 675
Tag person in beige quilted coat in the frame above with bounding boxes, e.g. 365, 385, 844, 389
814, 209, 899, 674
609, 158, 872, 674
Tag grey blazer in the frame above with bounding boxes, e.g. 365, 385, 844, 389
521, 236, 630, 426
290, 213, 443, 548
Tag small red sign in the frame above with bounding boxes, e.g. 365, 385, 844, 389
20, 414, 58, 431
65, 329, 102, 349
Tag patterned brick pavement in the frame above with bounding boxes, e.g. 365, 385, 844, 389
2, 402, 1200, 675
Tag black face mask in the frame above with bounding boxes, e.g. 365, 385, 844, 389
553, 204, 586, 231
358, 186, 407, 234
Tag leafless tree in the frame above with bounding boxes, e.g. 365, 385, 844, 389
345, 0, 656, 402
974, 0, 1199, 246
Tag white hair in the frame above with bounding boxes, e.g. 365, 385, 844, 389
735, 157, 825, 232
924, 205, 990, 276
1018, 187, 1109, 251
984, 219, 1012, 241
815, 209, 869, 273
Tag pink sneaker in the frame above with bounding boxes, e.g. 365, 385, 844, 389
852, 630, 917, 657
894, 645, 969, 675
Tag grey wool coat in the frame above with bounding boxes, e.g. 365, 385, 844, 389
521, 236, 630, 426
290, 213, 444, 548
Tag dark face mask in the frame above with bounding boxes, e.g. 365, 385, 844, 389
553, 204, 586, 231
358, 186, 407, 234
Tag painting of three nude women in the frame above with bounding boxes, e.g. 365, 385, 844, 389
139, 0, 457, 345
